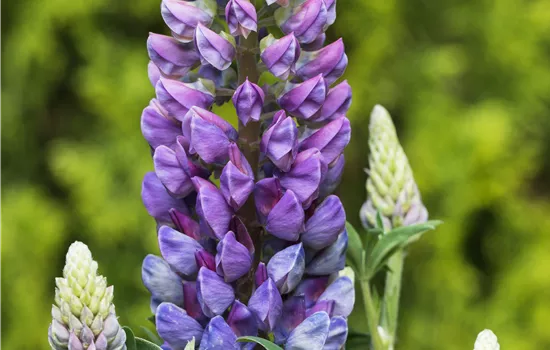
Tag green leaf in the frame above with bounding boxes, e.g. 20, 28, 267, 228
135, 337, 164, 350
236, 336, 284, 350
364, 220, 442, 279
123, 326, 137, 350
139, 326, 163, 346
345, 221, 364, 273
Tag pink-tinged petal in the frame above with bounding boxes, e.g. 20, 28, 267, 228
254, 178, 283, 222
169, 209, 201, 240
293, 277, 330, 308
255, 262, 268, 288
195, 249, 216, 271
227, 300, 258, 337
183, 282, 208, 323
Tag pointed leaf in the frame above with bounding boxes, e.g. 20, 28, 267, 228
364, 220, 442, 279
236, 336, 284, 350
345, 222, 363, 274
123, 326, 137, 350
135, 337, 164, 350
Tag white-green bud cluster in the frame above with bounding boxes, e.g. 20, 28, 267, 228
360, 105, 427, 229
48, 242, 126, 350
474, 329, 500, 350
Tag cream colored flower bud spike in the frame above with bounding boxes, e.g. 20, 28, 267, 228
474, 329, 500, 350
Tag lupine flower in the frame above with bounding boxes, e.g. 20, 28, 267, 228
161, 0, 217, 43
48, 242, 126, 350
360, 105, 428, 229
260, 33, 301, 80
195, 24, 236, 71
225, 0, 257, 39
295, 38, 348, 86
232, 78, 265, 126
275, 0, 328, 44
474, 329, 500, 350
141, 0, 353, 348
147, 33, 200, 78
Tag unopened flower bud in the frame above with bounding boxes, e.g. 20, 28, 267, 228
474, 329, 500, 350
225, 0, 257, 38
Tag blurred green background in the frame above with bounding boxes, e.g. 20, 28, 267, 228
2, 0, 550, 349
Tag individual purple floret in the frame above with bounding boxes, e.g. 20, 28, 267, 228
141, 0, 353, 348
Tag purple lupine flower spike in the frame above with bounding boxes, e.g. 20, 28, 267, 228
232, 78, 265, 126
260, 33, 301, 80
195, 23, 236, 71
275, 0, 328, 44
295, 38, 348, 86
277, 74, 326, 120
161, 0, 216, 43
226, 0, 257, 39
261, 110, 298, 172
147, 33, 200, 78
140, 0, 352, 346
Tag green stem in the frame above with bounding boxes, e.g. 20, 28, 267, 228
382, 249, 404, 347
360, 278, 385, 350
234, 31, 262, 304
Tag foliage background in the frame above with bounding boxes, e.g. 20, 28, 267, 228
2, 0, 550, 349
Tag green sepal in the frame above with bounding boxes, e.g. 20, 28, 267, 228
236, 336, 284, 350
364, 220, 442, 279
345, 221, 364, 274
147, 315, 155, 325
135, 337, 164, 350
123, 326, 137, 350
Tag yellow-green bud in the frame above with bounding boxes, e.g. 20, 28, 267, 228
361, 105, 428, 230
474, 329, 500, 350
48, 241, 126, 350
